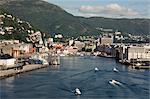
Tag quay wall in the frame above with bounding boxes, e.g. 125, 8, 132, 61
0, 64, 48, 79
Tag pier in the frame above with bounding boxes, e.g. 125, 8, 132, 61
132, 65, 150, 69
0, 64, 48, 79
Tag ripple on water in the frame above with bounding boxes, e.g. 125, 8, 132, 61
1, 56, 149, 99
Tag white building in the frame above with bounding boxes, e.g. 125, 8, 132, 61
55, 34, 63, 38
69, 40, 74, 46
0, 58, 16, 69
127, 45, 150, 61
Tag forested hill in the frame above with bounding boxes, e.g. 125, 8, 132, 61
1, 0, 149, 36
0, 8, 48, 42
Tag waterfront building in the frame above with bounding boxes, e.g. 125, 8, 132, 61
116, 45, 128, 61
127, 45, 150, 61
96, 36, 114, 55
64, 46, 78, 55
0, 56, 16, 70
116, 44, 150, 63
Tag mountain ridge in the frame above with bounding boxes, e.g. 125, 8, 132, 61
0, 0, 149, 36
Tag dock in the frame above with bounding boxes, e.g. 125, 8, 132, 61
133, 65, 150, 69
0, 64, 48, 79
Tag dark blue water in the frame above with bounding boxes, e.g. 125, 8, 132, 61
0, 56, 149, 99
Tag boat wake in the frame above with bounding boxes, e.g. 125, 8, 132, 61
108, 80, 123, 86
113, 67, 119, 72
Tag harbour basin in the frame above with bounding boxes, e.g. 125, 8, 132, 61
0, 56, 149, 99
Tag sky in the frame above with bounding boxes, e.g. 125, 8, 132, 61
43, 0, 150, 18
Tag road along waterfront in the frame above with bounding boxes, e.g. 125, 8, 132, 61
0, 56, 149, 99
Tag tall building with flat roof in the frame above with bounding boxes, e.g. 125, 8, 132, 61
127, 46, 150, 61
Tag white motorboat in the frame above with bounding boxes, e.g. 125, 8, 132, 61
94, 67, 99, 71
113, 67, 119, 72
109, 80, 122, 86
74, 88, 81, 95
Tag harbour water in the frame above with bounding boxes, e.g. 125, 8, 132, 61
0, 56, 149, 99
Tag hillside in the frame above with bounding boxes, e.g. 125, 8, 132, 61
0, 0, 149, 36
0, 8, 48, 42
78, 17, 149, 35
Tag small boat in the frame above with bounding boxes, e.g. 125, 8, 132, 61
94, 67, 99, 71
109, 80, 122, 86
113, 67, 119, 72
74, 88, 81, 95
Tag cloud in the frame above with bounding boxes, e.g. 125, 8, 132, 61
78, 13, 101, 17
79, 5, 104, 13
43, 0, 48, 1
106, 3, 123, 12
79, 3, 139, 17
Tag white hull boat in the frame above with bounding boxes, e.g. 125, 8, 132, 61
113, 67, 119, 72
74, 88, 81, 95
109, 80, 122, 86
94, 67, 99, 71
